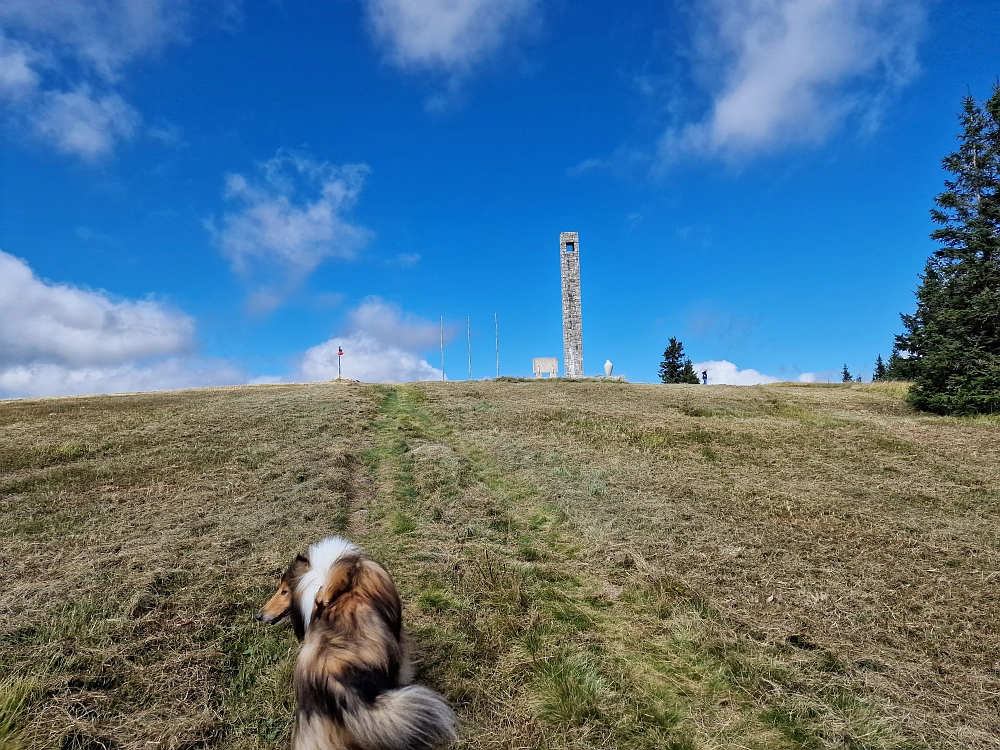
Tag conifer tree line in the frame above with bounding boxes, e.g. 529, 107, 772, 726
883, 85, 1000, 415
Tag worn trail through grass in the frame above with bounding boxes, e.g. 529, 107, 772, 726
354, 385, 914, 750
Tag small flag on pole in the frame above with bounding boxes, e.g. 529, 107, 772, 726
338, 347, 344, 356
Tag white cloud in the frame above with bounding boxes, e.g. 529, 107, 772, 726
0, 251, 193, 367
298, 297, 444, 383
693, 360, 780, 386
0, 0, 189, 81
0, 250, 240, 399
0, 41, 38, 97
0, 1, 191, 158
0, 359, 241, 400
660, 0, 923, 161
35, 86, 140, 159
209, 152, 372, 310
365, 0, 538, 73
343, 297, 441, 350
795, 369, 839, 384
693, 359, 834, 385
301, 335, 441, 384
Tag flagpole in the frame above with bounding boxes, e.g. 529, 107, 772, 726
467, 315, 472, 380
494, 313, 499, 378
338, 347, 341, 380
440, 316, 444, 382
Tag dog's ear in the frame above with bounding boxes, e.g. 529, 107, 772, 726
286, 553, 309, 578
315, 556, 360, 610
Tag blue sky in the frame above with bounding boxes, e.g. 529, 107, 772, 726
1, 0, 998, 396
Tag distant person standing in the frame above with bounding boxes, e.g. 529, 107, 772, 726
701, 369, 708, 385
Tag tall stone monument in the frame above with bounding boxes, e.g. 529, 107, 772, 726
560, 231, 584, 378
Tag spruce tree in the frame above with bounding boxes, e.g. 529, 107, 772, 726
681, 358, 700, 384
841, 364, 852, 383
884, 346, 920, 381
895, 86, 1000, 414
873, 355, 888, 381
659, 338, 699, 383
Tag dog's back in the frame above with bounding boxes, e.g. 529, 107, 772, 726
292, 550, 455, 750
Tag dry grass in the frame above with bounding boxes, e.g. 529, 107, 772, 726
0, 384, 373, 749
1, 380, 998, 749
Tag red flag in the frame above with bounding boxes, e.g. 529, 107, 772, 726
338, 347, 344, 356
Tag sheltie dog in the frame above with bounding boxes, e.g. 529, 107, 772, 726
256, 537, 456, 750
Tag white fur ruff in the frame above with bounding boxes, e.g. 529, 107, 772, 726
298, 536, 358, 630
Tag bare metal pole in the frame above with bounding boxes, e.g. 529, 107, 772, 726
494, 313, 499, 378
467, 315, 472, 380
440, 316, 444, 381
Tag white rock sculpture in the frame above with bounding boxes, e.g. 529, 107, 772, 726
604, 360, 613, 376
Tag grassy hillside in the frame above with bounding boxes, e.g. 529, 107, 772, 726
1, 381, 998, 750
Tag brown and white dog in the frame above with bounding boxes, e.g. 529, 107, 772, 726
256, 537, 456, 750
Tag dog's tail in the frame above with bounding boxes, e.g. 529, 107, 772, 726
345, 684, 456, 749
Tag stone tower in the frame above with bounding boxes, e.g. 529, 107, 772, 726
560, 231, 584, 378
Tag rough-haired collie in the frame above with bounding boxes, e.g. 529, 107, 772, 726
256, 537, 456, 750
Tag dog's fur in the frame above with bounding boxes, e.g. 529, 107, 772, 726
257, 537, 456, 750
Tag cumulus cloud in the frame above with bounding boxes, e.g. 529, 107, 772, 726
693, 359, 834, 385
0, 250, 239, 399
208, 151, 372, 312
365, 0, 538, 101
0, 0, 191, 158
693, 360, 779, 386
660, 0, 923, 161
0, 359, 241, 401
298, 297, 444, 383
0, 251, 193, 366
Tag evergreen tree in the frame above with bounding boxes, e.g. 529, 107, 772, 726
884, 345, 920, 381
681, 358, 700, 385
842, 364, 852, 383
895, 86, 1000, 414
659, 338, 699, 383
873, 355, 888, 381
